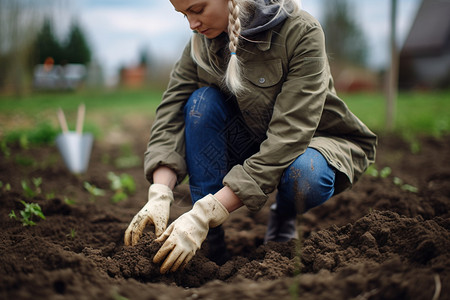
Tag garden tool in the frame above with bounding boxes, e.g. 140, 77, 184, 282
56, 104, 93, 174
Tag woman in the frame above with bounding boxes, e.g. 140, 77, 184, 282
124, 0, 377, 274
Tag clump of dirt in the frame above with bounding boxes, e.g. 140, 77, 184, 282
0, 133, 449, 299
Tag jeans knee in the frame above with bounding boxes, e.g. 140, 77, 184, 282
277, 148, 335, 213
184, 87, 228, 125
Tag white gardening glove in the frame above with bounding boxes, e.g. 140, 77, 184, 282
153, 194, 229, 274
124, 183, 173, 246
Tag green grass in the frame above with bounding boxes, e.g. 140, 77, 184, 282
0, 88, 164, 144
341, 90, 450, 137
0, 88, 163, 115
0, 88, 449, 144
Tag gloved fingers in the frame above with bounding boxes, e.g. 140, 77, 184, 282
179, 252, 195, 272
161, 246, 187, 274
131, 216, 151, 245
124, 214, 144, 246
153, 228, 175, 264
124, 225, 132, 246
153, 215, 168, 237
154, 223, 174, 244
157, 243, 182, 274
169, 249, 191, 273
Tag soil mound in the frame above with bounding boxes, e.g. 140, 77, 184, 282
0, 134, 449, 299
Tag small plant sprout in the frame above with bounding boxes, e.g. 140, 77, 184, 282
64, 196, 76, 205
67, 228, 76, 239
107, 172, 136, 203
46, 192, 56, 200
367, 166, 418, 193
21, 177, 43, 198
1, 140, 11, 158
0, 180, 12, 193
32, 177, 42, 194
114, 144, 141, 169
10, 200, 46, 226
379, 167, 392, 178
365, 165, 378, 177
83, 181, 105, 201
393, 177, 419, 193
9, 210, 17, 220
21, 180, 36, 198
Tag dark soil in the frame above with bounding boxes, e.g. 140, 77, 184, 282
0, 129, 449, 300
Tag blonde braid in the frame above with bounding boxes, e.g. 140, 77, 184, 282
225, 0, 246, 95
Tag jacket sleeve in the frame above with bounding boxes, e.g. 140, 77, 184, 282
144, 40, 198, 184
224, 21, 329, 211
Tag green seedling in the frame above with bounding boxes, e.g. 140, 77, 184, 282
367, 166, 418, 193
1, 140, 11, 158
64, 196, 76, 205
401, 183, 419, 193
22, 180, 36, 198
0, 181, 8, 191
21, 177, 43, 198
112, 291, 129, 300
108, 172, 136, 203
15, 154, 35, 167
114, 144, 141, 169
32, 177, 42, 194
379, 167, 392, 178
366, 165, 392, 178
365, 165, 378, 177
393, 177, 419, 193
3, 122, 58, 148
9, 200, 46, 226
84, 181, 105, 201
67, 228, 76, 239
9, 210, 16, 219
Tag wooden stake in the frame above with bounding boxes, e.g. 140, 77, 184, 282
76, 103, 85, 135
57, 108, 69, 133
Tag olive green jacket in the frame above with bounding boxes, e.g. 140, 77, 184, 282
144, 10, 377, 212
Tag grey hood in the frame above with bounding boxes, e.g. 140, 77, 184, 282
241, 0, 296, 37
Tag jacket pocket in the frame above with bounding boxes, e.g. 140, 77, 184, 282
244, 58, 283, 88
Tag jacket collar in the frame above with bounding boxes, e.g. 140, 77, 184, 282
254, 29, 273, 51
208, 28, 273, 54
208, 33, 229, 54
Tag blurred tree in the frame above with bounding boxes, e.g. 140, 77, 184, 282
0, 0, 42, 95
139, 46, 151, 67
32, 19, 63, 65
63, 21, 91, 65
321, 0, 369, 66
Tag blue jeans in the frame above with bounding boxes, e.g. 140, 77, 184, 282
184, 87, 335, 216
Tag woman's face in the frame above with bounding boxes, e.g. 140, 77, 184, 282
170, 0, 229, 39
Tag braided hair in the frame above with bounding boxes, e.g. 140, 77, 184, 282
190, 0, 300, 95
225, 0, 245, 94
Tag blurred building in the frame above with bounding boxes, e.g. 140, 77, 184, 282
33, 59, 87, 91
119, 65, 148, 89
399, 0, 450, 89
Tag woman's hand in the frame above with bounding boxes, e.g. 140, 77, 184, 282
124, 183, 173, 245
153, 194, 229, 273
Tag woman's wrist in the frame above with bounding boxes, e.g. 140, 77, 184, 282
153, 166, 177, 190
214, 186, 243, 213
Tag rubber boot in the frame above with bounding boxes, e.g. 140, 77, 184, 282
206, 225, 230, 265
264, 203, 298, 243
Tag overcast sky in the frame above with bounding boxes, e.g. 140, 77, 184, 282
69, 0, 421, 83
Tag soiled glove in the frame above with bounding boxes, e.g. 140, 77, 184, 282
124, 184, 173, 246
153, 194, 229, 274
